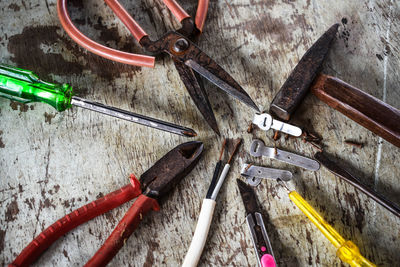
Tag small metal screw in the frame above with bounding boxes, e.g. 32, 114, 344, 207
173, 38, 189, 53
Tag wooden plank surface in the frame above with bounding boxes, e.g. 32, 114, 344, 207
1, 0, 399, 266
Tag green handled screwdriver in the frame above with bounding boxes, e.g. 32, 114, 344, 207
0, 64, 196, 137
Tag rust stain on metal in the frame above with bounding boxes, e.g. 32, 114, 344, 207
269, 24, 339, 121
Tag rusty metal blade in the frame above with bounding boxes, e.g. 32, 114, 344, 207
237, 179, 259, 216
185, 58, 259, 111
140, 141, 204, 199
173, 58, 220, 135
269, 23, 339, 121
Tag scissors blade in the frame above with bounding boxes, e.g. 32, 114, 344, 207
144, 32, 259, 111
185, 57, 259, 111
173, 58, 220, 135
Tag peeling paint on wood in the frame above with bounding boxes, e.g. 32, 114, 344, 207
1, 0, 399, 266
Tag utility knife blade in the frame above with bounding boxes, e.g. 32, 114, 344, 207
237, 179, 276, 267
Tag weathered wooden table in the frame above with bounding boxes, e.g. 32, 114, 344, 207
1, 0, 399, 266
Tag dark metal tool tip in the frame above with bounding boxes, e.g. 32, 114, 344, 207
237, 178, 248, 190
237, 179, 258, 215
178, 141, 204, 159
209, 121, 221, 136
140, 141, 203, 199
245, 99, 260, 112
172, 59, 221, 135
182, 130, 198, 137
314, 151, 400, 219
269, 23, 339, 121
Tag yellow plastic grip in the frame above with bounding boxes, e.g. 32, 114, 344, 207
288, 191, 376, 267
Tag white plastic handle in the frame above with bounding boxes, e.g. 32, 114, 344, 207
182, 199, 216, 267
210, 164, 230, 200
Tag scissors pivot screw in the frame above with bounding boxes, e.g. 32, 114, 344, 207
173, 38, 189, 53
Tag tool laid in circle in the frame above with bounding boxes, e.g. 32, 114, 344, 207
315, 152, 400, 219
269, 23, 400, 147
11, 141, 203, 267
237, 179, 277, 267
253, 113, 302, 137
269, 24, 339, 122
277, 179, 376, 267
58, 0, 259, 134
182, 139, 242, 267
241, 164, 293, 186
250, 139, 320, 171
0, 64, 197, 137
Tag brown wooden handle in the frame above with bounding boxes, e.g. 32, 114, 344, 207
311, 74, 400, 147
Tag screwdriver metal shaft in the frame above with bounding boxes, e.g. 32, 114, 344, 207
0, 63, 196, 137
71, 96, 196, 137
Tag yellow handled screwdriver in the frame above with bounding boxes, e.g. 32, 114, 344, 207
278, 180, 375, 267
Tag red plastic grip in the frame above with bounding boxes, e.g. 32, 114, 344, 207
10, 176, 141, 267
57, 0, 155, 67
163, 0, 191, 22
85, 194, 160, 266
104, 0, 148, 42
195, 0, 209, 32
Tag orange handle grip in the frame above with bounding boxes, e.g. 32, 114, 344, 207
104, 0, 148, 41
85, 194, 160, 266
163, 0, 191, 22
57, 0, 155, 67
195, 0, 209, 32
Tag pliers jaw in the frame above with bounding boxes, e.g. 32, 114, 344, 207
140, 141, 204, 199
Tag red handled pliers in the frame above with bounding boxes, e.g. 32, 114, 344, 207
57, 0, 259, 135
10, 141, 203, 267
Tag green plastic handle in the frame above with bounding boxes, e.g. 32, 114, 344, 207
0, 64, 73, 111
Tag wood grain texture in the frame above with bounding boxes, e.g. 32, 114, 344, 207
1, 0, 399, 266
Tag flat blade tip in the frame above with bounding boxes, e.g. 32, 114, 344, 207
251, 103, 260, 112
242, 98, 260, 112
203, 117, 220, 135
327, 23, 340, 35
